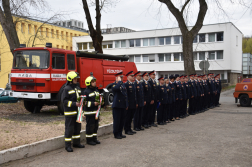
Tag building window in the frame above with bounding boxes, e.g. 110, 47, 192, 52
78, 43, 82, 50
208, 33, 215, 42
66, 46, 69, 50
46, 28, 49, 37
121, 40, 126, 47
158, 54, 164, 62
21, 23, 25, 33
193, 35, 198, 43
149, 38, 155, 46
199, 52, 205, 60
221, 74, 224, 79
159, 37, 165, 45
208, 51, 215, 60
129, 56, 134, 62
40, 27, 43, 36
236, 36, 238, 46
181, 53, 184, 61
66, 32, 68, 41
129, 39, 141, 47
193, 52, 198, 60
174, 36, 181, 44
135, 55, 141, 62
102, 41, 113, 49
115, 41, 120, 48
165, 37, 171, 45
143, 54, 155, 62
174, 53, 180, 61
143, 39, 148, 46
217, 51, 223, 59
34, 25, 37, 34
243, 66, 248, 71
61, 31, 64, 39
28, 24, 31, 34
61, 45, 64, 49
199, 34, 205, 42
56, 45, 59, 48
89, 42, 94, 49
51, 29, 54, 38
217, 32, 223, 41
70, 33, 72, 40
56, 30, 59, 39
115, 40, 126, 48
165, 53, 171, 61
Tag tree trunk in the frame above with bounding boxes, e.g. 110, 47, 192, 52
82, 0, 103, 53
0, 0, 20, 55
182, 33, 195, 75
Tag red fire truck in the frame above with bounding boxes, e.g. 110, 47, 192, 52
10, 43, 137, 114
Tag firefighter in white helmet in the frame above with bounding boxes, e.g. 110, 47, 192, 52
83, 76, 101, 145
61, 71, 85, 152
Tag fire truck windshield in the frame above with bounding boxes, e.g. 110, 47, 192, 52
13, 50, 49, 69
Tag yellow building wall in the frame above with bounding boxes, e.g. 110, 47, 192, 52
0, 16, 88, 88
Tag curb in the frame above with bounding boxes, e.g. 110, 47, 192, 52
0, 123, 113, 164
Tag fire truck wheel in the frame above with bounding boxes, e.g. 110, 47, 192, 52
57, 101, 64, 115
106, 89, 113, 106
24, 100, 36, 113
240, 95, 251, 107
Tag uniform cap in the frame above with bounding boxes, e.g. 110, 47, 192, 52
189, 74, 194, 77
175, 74, 180, 78
148, 70, 155, 75
180, 75, 184, 78
115, 71, 123, 77
134, 71, 141, 76
142, 72, 148, 77
169, 75, 174, 79
158, 77, 164, 80
126, 71, 134, 77
194, 74, 198, 77
184, 75, 188, 78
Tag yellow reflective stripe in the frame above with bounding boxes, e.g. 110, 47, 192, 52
64, 111, 77, 115
93, 133, 97, 136
86, 134, 93, 138
75, 88, 80, 99
84, 111, 97, 115
89, 93, 95, 97
72, 135, 80, 139
78, 90, 81, 93
68, 90, 75, 94
67, 101, 72, 107
87, 101, 91, 107
65, 138, 72, 141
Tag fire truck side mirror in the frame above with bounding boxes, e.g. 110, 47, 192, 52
90, 72, 93, 76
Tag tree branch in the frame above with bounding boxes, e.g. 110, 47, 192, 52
181, 0, 191, 14
82, 0, 95, 35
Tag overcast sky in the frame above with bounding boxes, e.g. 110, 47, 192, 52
45, 0, 252, 36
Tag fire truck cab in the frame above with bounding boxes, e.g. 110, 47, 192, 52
10, 43, 137, 114
233, 78, 252, 107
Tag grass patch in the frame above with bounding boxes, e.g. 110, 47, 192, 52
222, 85, 236, 92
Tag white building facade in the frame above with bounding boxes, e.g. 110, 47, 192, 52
73, 22, 243, 84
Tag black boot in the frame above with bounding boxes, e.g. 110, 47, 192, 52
94, 137, 101, 144
87, 138, 96, 145
65, 142, 73, 152
73, 144, 85, 148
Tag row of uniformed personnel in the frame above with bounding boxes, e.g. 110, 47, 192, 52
111, 71, 222, 139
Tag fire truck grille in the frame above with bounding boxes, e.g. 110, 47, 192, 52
16, 85, 34, 90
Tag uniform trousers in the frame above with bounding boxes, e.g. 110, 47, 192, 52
217, 93, 221, 105
175, 100, 182, 118
149, 101, 157, 125
170, 102, 175, 120
112, 108, 125, 137
86, 115, 99, 142
157, 103, 167, 124
134, 106, 143, 129
65, 116, 81, 147
189, 98, 194, 114
142, 103, 150, 126
124, 108, 135, 133
166, 103, 172, 121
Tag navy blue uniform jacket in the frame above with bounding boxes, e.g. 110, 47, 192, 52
142, 80, 153, 103
135, 80, 144, 107
112, 81, 128, 109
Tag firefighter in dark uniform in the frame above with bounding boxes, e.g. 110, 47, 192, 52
188, 74, 196, 115
165, 77, 172, 123
207, 73, 212, 108
184, 75, 190, 117
148, 70, 158, 127
194, 74, 202, 113
83, 76, 101, 145
142, 72, 153, 128
124, 71, 137, 135
202, 74, 210, 111
180, 75, 187, 118
134, 71, 145, 131
157, 77, 168, 125
169, 75, 176, 121
61, 71, 84, 152
112, 72, 128, 139
214, 74, 220, 107
175, 74, 182, 120
216, 74, 222, 106
198, 75, 204, 112
208, 73, 216, 109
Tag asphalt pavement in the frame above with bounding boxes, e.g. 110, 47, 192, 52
3, 88, 252, 167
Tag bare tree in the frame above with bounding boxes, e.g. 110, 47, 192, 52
81, 0, 119, 53
0, 0, 48, 54
158, 0, 207, 75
